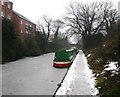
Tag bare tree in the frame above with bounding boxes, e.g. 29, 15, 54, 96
43, 15, 53, 41
52, 19, 65, 40
64, 2, 117, 48
105, 9, 118, 35
36, 15, 53, 41
36, 16, 67, 51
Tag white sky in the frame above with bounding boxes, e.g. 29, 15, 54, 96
9, 0, 119, 23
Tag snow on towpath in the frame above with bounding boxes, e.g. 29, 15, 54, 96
55, 50, 99, 95
2, 53, 68, 95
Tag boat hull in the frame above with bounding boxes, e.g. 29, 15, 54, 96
53, 61, 71, 68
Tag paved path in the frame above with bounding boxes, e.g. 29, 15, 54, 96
2, 53, 68, 95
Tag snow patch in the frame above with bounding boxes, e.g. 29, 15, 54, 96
103, 45, 105, 47
104, 62, 118, 71
101, 62, 118, 75
87, 54, 91, 57
83, 55, 99, 95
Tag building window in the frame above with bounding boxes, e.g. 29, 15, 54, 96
1, 1, 4, 5
21, 29, 23, 33
26, 31, 29, 34
25, 23, 28, 29
7, 14, 11, 19
8, 9, 11, 14
29, 25, 33, 31
1, 11, 4, 17
30, 25, 32, 27
21, 20, 22, 24
8, 3, 11, 9
2, 6, 4, 12
26, 31, 31, 35
25, 23, 33, 31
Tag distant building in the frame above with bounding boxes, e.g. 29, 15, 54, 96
0, 1, 36, 40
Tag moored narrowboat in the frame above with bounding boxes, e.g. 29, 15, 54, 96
53, 49, 78, 68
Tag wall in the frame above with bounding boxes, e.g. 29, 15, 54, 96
13, 12, 36, 40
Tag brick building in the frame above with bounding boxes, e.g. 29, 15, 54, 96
13, 11, 36, 40
0, 0, 36, 40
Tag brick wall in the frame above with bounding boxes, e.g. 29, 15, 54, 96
13, 12, 36, 40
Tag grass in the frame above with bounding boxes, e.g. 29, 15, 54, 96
86, 33, 120, 97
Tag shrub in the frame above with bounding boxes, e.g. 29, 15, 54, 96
2, 19, 24, 63
24, 34, 40, 56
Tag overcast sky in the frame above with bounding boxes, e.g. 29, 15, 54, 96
9, 0, 119, 23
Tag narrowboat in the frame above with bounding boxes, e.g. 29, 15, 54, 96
53, 49, 78, 68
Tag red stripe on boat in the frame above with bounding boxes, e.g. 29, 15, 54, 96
53, 62, 71, 68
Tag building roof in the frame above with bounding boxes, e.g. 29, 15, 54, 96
13, 11, 35, 25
